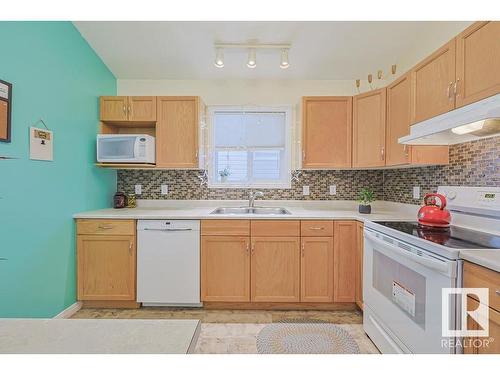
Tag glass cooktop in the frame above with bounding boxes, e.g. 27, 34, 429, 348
374, 221, 500, 249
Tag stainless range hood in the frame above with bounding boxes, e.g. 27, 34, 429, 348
399, 93, 500, 145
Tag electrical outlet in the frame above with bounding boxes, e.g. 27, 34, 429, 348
135, 184, 142, 195
161, 185, 169, 195
303, 186, 310, 196
329, 185, 337, 195
413, 186, 420, 200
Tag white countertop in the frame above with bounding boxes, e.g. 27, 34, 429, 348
0, 319, 200, 354
459, 250, 500, 273
73, 199, 418, 222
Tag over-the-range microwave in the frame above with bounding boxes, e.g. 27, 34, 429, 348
97, 134, 155, 164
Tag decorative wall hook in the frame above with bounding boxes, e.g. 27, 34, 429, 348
367, 74, 373, 90
197, 170, 208, 186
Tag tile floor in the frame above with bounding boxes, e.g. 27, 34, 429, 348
71, 307, 379, 354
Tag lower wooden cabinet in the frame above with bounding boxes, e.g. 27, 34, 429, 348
333, 221, 357, 302
251, 236, 301, 303
465, 297, 500, 354
300, 237, 334, 302
201, 236, 250, 302
77, 234, 136, 301
355, 222, 364, 310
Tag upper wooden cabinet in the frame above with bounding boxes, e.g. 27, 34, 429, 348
156, 96, 202, 168
456, 21, 500, 107
410, 40, 456, 124
302, 96, 352, 168
100, 96, 156, 122
352, 88, 387, 168
386, 73, 449, 167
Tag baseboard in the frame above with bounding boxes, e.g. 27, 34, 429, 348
53, 301, 82, 319
203, 302, 358, 311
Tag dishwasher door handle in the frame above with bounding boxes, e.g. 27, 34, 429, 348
142, 228, 193, 232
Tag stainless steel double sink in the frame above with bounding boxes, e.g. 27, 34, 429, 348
210, 207, 291, 215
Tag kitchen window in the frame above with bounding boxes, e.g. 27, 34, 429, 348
207, 106, 292, 188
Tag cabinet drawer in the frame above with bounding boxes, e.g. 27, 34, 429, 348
464, 261, 500, 312
251, 220, 300, 237
201, 220, 250, 236
300, 221, 334, 237
76, 219, 136, 236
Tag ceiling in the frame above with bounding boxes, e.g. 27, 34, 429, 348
74, 21, 472, 80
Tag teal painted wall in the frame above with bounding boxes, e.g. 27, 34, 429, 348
0, 22, 116, 317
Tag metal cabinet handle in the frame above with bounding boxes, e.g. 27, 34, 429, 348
403, 144, 409, 158
380, 147, 385, 161
128, 105, 131, 114
122, 105, 126, 114
251, 242, 255, 254
301, 242, 305, 257
98, 225, 113, 230
302, 150, 306, 161
143, 228, 192, 232
309, 227, 325, 230
245, 241, 250, 255
129, 241, 132, 255
496, 290, 500, 296
446, 81, 453, 99
454, 79, 460, 97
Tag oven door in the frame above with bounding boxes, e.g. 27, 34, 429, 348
363, 227, 459, 354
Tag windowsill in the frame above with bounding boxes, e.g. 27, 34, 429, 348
208, 182, 291, 189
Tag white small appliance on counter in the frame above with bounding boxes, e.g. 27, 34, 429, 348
97, 134, 155, 163
363, 186, 500, 354
137, 220, 201, 307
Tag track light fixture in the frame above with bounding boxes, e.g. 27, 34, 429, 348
280, 49, 290, 69
214, 48, 224, 68
247, 48, 257, 68
213, 43, 291, 69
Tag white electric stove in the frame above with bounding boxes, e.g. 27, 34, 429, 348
363, 186, 500, 354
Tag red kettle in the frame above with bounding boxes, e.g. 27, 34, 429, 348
417, 193, 451, 228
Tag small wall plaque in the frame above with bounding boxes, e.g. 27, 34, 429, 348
0, 79, 12, 143
30, 127, 53, 161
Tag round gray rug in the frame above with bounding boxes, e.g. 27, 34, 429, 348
256, 323, 360, 354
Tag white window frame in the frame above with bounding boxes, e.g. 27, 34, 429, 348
207, 105, 292, 189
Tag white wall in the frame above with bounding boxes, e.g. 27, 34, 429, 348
117, 79, 387, 106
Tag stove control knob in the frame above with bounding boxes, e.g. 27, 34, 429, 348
445, 190, 457, 200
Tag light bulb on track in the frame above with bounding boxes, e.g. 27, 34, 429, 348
247, 48, 257, 68
214, 48, 224, 68
280, 49, 290, 69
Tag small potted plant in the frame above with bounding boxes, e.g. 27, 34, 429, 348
219, 167, 231, 183
357, 188, 374, 214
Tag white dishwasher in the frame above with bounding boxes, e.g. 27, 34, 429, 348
137, 220, 201, 306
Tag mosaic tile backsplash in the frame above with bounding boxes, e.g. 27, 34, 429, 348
117, 137, 499, 204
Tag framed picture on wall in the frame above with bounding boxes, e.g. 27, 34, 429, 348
0, 79, 12, 143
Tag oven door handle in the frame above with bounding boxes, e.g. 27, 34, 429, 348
364, 231, 455, 277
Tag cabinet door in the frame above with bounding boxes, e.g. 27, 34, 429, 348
251, 236, 300, 302
352, 88, 386, 168
333, 221, 357, 302
456, 21, 500, 108
156, 96, 199, 168
302, 96, 352, 168
77, 235, 136, 300
300, 237, 334, 303
465, 297, 500, 354
386, 74, 449, 166
386, 74, 411, 166
410, 40, 456, 124
201, 236, 250, 302
128, 96, 157, 122
100, 96, 128, 122
355, 222, 364, 310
